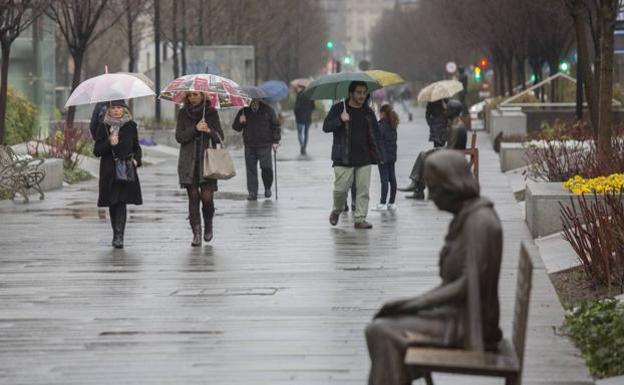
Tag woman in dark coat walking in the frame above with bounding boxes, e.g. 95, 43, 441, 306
93, 100, 143, 249
176, 91, 224, 246
373, 104, 399, 210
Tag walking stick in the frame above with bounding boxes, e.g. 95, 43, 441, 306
273, 147, 278, 200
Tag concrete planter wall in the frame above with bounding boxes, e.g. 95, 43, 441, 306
490, 108, 527, 144
499, 142, 530, 171
525, 181, 613, 238
34, 158, 63, 193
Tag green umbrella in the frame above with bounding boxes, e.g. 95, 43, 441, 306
302, 72, 381, 100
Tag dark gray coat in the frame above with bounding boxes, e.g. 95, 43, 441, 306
175, 103, 224, 186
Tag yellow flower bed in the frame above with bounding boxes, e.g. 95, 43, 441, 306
563, 174, 624, 194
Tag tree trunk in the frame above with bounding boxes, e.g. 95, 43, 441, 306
172, 0, 179, 78
576, 59, 584, 120
154, 0, 161, 123
505, 58, 514, 95
198, 0, 204, 45
516, 57, 527, 91
597, 0, 616, 158
66, 50, 85, 131
181, 0, 187, 75
127, 6, 135, 72
0, 43, 11, 144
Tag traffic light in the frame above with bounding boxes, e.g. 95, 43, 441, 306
326, 40, 334, 49
343, 56, 352, 65
559, 60, 570, 72
474, 66, 482, 80
479, 57, 489, 68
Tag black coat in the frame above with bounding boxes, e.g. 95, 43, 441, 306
175, 103, 224, 186
232, 102, 281, 147
426, 100, 448, 144
377, 118, 397, 163
93, 120, 143, 207
322, 101, 381, 166
294, 91, 314, 124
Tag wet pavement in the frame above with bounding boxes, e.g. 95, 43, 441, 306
0, 107, 591, 384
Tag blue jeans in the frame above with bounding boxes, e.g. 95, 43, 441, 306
297, 122, 311, 146
378, 162, 397, 204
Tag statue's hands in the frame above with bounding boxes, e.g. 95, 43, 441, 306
374, 299, 408, 319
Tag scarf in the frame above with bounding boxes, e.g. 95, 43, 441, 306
103, 111, 132, 134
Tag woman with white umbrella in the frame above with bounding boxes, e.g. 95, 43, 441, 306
93, 100, 143, 249
65, 70, 154, 249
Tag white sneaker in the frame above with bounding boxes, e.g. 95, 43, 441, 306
372, 203, 387, 211
387, 203, 398, 210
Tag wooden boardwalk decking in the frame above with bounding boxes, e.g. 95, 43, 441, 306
0, 107, 592, 384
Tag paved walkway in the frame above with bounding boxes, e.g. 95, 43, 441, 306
0, 107, 591, 384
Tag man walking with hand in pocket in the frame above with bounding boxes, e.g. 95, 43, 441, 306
233, 99, 281, 200
323, 81, 380, 229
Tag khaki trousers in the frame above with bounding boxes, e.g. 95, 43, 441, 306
332, 165, 371, 223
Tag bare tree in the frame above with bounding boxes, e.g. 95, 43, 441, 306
46, 0, 125, 128
0, 0, 49, 144
564, 0, 623, 153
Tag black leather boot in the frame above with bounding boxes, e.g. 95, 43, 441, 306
191, 226, 202, 247
112, 204, 126, 249
109, 206, 117, 247
202, 207, 214, 242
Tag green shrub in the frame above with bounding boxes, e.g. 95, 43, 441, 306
63, 167, 93, 184
562, 299, 624, 378
4, 86, 37, 145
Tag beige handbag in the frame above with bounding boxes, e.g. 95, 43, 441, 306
203, 132, 236, 180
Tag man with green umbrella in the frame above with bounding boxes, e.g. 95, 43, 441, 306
323, 81, 380, 229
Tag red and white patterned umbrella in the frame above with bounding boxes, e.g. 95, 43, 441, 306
160, 74, 250, 109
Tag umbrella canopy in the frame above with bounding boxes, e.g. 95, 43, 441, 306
64, 73, 155, 108
417, 80, 463, 103
364, 70, 404, 87
240, 85, 270, 100
290, 78, 311, 89
160, 73, 249, 109
302, 72, 381, 100
259, 80, 289, 102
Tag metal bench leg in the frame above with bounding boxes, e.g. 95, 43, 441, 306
424, 373, 434, 385
505, 373, 519, 385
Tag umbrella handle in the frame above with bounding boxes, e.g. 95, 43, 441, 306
343, 99, 346, 113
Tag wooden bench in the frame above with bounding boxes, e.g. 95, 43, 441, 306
405, 241, 534, 385
0, 145, 45, 202
464, 132, 479, 181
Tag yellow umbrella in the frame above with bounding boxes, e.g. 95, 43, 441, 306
364, 70, 405, 87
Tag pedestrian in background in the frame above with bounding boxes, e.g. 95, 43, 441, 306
294, 86, 315, 155
175, 91, 224, 246
426, 98, 448, 148
372, 104, 399, 211
324, 81, 380, 229
232, 99, 281, 200
93, 100, 142, 249
400, 99, 467, 199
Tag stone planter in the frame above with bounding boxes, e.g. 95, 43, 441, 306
38, 158, 64, 192
490, 107, 527, 144
525, 181, 617, 238
499, 142, 529, 171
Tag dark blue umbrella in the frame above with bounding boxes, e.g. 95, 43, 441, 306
259, 80, 288, 103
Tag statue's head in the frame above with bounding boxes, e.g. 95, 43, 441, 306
424, 150, 479, 213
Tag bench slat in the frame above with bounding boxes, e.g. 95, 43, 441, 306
405, 337, 519, 376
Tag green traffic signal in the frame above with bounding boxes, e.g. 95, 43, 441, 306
559, 61, 570, 72
343, 56, 352, 65
326, 41, 334, 49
